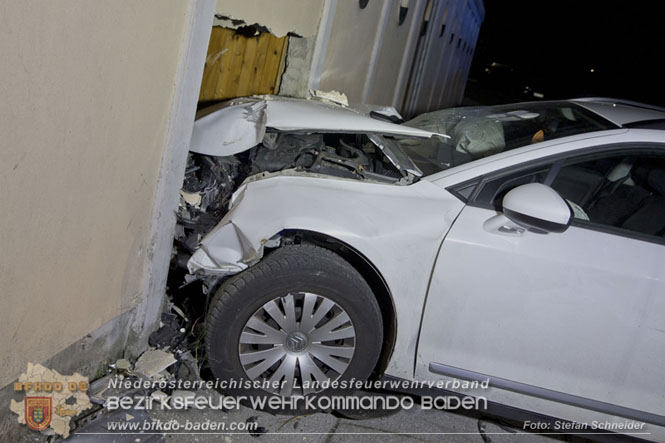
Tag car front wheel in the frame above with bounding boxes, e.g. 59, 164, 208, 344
205, 244, 383, 400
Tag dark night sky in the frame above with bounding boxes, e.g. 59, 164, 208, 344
468, 1, 665, 106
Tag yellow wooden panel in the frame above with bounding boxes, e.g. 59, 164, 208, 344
274, 37, 289, 94
236, 36, 258, 97
209, 28, 231, 100
198, 27, 288, 102
249, 34, 272, 93
258, 36, 285, 95
219, 33, 247, 99
199, 27, 229, 101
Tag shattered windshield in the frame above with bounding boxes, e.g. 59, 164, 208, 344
396, 102, 618, 176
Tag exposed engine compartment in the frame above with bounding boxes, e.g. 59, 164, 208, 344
172, 132, 405, 279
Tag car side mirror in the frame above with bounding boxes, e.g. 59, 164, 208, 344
502, 183, 573, 233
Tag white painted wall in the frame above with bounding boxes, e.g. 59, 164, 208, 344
318, 0, 483, 113
403, 0, 484, 117
214, 0, 482, 113
369, 0, 427, 107
215, 0, 325, 36
318, 0, 388, 101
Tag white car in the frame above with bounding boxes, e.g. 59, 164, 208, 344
175, 96, 665, 438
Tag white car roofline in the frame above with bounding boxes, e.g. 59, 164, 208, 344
571, 97, 665, 113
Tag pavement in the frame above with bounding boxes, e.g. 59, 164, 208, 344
56, 324, 559, 443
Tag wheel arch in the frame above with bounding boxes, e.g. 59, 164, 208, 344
274, 229, 398, 379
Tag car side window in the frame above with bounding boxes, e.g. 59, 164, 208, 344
556, 153, 665, 238
471, 149, 665, 240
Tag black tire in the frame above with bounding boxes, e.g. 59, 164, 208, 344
205, 244, 383, 410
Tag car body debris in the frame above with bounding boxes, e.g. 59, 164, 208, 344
133, 349, 177, 380
114, 358, 132, 372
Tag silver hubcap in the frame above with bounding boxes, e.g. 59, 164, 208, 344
238, 292, 356, 397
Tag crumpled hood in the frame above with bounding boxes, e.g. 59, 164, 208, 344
190, 97, 442, 157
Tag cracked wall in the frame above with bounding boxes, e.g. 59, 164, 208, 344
214, 0, 325, 38
198, 26, 289, 102
213, 0, 325, 99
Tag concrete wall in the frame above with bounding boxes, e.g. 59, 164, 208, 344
0, 0, 212, 389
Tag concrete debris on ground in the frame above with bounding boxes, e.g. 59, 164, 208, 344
114, 358, 132, 371
133, 349, 177, 379
67, 305, 201, 440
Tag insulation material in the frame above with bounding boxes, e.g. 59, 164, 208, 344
199, 27, 288, 102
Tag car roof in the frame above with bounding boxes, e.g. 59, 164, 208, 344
570, 97, 665, 127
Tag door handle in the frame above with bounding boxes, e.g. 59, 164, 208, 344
483, 214, 526, 237
498, 225, 525, 235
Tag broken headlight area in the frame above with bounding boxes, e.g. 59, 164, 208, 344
252, 132, 412, 183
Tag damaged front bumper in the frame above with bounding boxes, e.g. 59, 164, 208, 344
187, 245, 246, 276
186, 181, 280, 278
187, 223, 252, 276
185, 182, 255, 277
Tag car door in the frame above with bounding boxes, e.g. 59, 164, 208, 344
416, 144, 665, 423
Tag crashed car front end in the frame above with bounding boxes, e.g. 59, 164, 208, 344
166, 96, 461, 378
173, 96, 445, 287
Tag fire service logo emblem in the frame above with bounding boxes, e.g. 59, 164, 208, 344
25, 397, 52, 431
